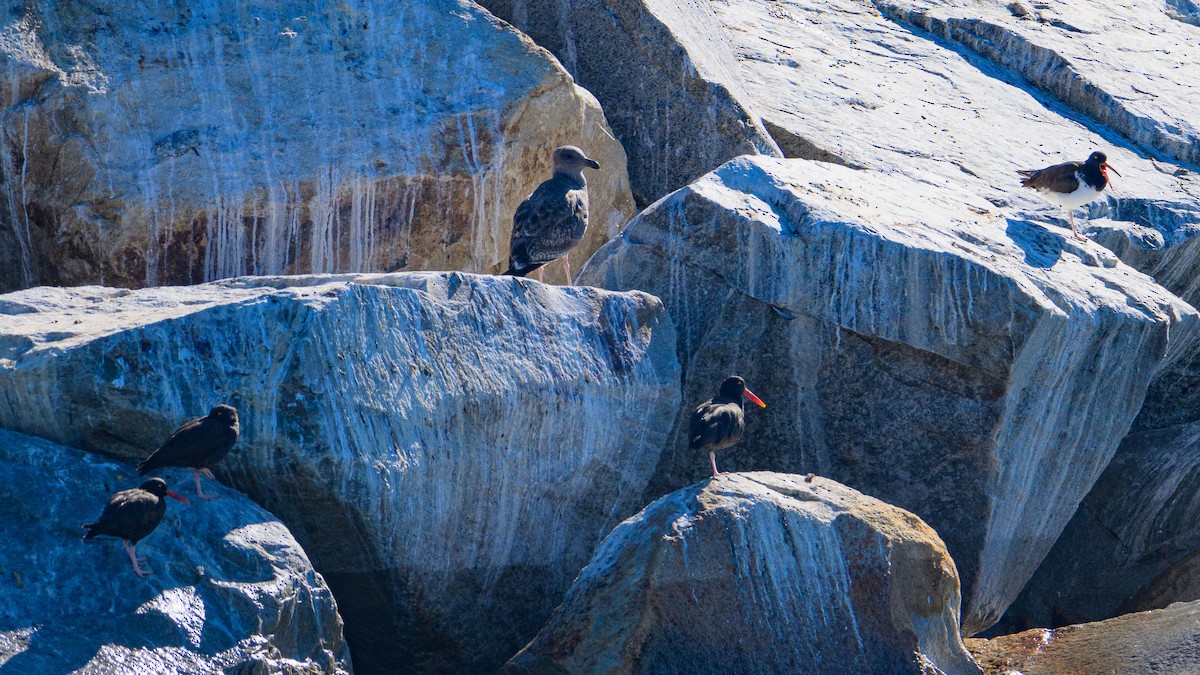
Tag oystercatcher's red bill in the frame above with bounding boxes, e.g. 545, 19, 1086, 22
165, 490, 191, 504
744, 388, 767, 408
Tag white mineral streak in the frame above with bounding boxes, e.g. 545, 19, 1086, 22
507, 473, 980, 674
0, 271, 680, 671
0, 2, 634, 289
579, 156, 1196, 634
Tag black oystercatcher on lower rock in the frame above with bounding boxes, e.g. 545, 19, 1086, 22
82, 477, 189, 578
137, 404, 239, 500
504, 145, 600, 285
689, 376, 767, 478
1018, 151, 1120, 241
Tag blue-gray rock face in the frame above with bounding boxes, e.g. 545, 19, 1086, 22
711, 0, 1200, 240
0, 1, 634, 291
507, 472, 981, 674
0, 429, 350, 674
0, 272, 681, 673
476, 0, 781, 207
874, 0, 1200, 165
1000, 213, 1200, 630
579, 155, 1196, 635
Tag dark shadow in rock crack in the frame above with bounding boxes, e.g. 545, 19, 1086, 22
1005, 218, 1066, 268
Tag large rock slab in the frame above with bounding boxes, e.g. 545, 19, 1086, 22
994, 423, 1200, 631
505, 472, 981, 674
0, 428, 350, 674
478, 0, 780, 207
578, 155, 1196, 635
709, 0, 1200, 239
0, 272, 681, 673
875, 0, 1200, 165
0, 1, 634, 291
969, 601, 1200, 675
997, 224, 1200, 630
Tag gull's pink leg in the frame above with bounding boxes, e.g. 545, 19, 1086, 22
193, 469, 216, 501
563, 256, 572, 286
123, 540, 152, 578
710, 451, 721, 478
200, 468, 215, 480
536, 267, 544, 283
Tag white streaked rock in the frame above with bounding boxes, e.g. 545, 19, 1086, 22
578, 155, 1196, 634
0, 429, 350, 674
0, 272, 681, 672
0, 2, 634, 291
506, 472, 981, 674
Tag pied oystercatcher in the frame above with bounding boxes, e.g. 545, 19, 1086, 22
1018, 151, 1120, 241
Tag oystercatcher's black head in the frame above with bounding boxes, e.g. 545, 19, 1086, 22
717, 376, 767, 408
208, 404, 239, 426
1086, 151, 1120, 179
139, 477, 190, 503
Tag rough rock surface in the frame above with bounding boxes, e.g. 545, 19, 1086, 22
995, 423, 1200, 631
998, 227, 1200, 630
0, 428, 350, 674
969, 601, 1200, 675
0, 1, 634, 291
578, 155, 1196, 635
478, 0, 781, 207
876, 0, 1200, 165
710, 0, 1200, 239
0, 272, 680, 673
505, 472, 981, 675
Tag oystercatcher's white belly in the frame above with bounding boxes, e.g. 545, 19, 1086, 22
1038, 173, 1104, 209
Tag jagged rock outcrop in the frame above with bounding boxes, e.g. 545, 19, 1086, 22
997, 224, 1200, 630
477, 0, 780, 207
0, 1, 634, 291
578, 155, 1196, 635
874, 0, 1200, 165
505, 472, 981, 674
708, 0, 1200, 237
0, 428, 350, 674
969, 601, 1200, 675
995, 422, 1200, 631
0, 272, 680, 673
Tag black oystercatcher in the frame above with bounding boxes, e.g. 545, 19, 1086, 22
137, 404, 239, 500
82, 477, 189, 578
504, 145, 600, 285
1018, 151, 1120, 241
689, 376, 767, 477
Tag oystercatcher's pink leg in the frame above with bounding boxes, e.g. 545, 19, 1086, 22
123, 540, 152, 577
193, 469, 216, 501
1069, 212, 1087, 241
710, 451, 722, 478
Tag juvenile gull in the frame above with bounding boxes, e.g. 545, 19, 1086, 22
82, 477, 190, 578
137, 404, 239, 500
504, 145, 600, 284
689, 376, 767, 478
1018, 151, 1120, 241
